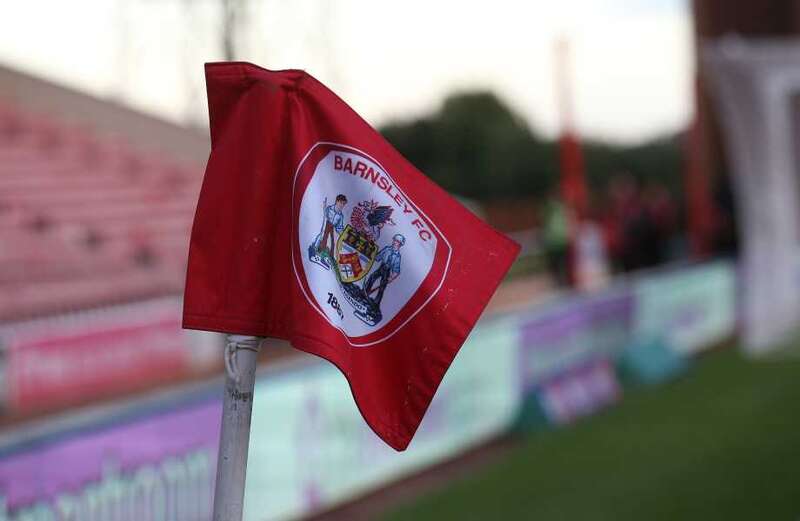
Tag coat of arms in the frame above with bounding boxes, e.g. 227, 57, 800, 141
335, 225, 378, 283
308, 196, 403, 326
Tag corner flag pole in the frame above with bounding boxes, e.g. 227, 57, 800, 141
212, 335, 263, 521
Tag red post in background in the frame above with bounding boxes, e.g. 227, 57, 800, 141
684, 78, 717, 258
559, 131, 588, 222
555, 37, 589, 284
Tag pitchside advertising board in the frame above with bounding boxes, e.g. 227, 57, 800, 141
516, 290, 632, 426
516, 262, 736, 427
632, 261, 736, 355
0, 316, 518, 521
536, 360, 621, 426
0, 398, 219, 521
0, 298, 218, 414
516, 261, 736, 393
518, 289, 634, 389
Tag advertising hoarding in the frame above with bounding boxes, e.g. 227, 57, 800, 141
0, 398, 219, 521
518, 289, 634, 391
0, 299, 219, 414
0, 316, 520, 521
633, 261, 735, 355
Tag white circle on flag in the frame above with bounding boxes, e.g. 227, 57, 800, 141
293, 143, 447, 344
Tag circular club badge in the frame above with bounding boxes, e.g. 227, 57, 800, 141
292, 143, 451, 346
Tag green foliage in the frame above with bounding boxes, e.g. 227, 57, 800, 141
583, 136, 684, 194
381, 92, 558, 201
380, 91, 684, 202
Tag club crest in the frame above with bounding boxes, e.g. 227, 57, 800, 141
292, 143, 451, 346
335, 224, 378, 283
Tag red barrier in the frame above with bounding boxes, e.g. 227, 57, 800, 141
3, 300, 193, 413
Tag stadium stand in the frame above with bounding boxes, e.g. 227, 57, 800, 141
0, 69, 207, 324
0, 66, 230, 420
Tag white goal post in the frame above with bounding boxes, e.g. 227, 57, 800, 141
704, 36, 800, 352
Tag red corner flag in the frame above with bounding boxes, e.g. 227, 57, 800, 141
183, 62, 520, 451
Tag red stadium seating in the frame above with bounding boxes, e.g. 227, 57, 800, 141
0, 103, 202, 322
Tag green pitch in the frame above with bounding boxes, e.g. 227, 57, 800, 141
382, 346, 800, 520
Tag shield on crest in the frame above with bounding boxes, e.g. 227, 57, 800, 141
335, 224, 378, 283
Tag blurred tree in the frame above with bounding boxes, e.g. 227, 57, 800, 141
382, 92, 558, 201
380, 91, 683, 203
583, 136, 684, 195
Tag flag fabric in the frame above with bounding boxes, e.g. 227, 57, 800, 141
183, 62, 520, 451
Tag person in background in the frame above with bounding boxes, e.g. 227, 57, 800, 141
645, 183, 679, 263
604, 173, 662, 272
541, 194, 570, 285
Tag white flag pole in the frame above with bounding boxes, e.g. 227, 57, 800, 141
212, 334, 263, 521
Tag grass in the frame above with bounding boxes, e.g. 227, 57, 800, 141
380, 347, 800, 521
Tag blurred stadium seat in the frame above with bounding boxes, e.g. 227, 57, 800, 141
0, 100, 201, 323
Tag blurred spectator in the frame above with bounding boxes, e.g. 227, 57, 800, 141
541, 194, 570, 284
574, 218, 611, 290
645, 182, 679, 262
603, 173, 677, 272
